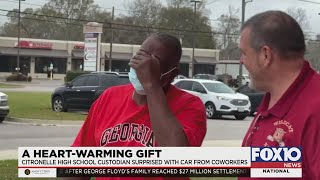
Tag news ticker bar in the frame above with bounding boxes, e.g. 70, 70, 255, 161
21, 168, 251, 177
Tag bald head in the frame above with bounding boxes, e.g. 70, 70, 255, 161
242, 10, 305, 59
149, 33, 182, 65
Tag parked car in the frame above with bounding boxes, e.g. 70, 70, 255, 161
0, 92, 9, 123
236, 84, 265, 116
193, 74, 220, 81
175, 75, 187, 79
236, 74, 251, 86
172, 79, 251, 120
51, 72, 130, 112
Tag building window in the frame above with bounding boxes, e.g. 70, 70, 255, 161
72, 59, 83, 71
0, 56, 15, 72
111, 60, 130, 72
35, 57, 67, 74
0, 56, 30, 73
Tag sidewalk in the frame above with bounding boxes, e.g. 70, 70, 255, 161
5, 117, 84, 126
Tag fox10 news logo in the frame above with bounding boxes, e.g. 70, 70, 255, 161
251, 147, 302, 168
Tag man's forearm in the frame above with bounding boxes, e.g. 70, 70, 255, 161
145, 86, 188, 146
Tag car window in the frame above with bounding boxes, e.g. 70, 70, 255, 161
117, 76, 130, 85
86, 75, 99, 86
202, 82, 235, 93
101, 75, 130, 88
101, 74, 119, 88
174, 81, 182, 87
192, 82, 206, 92
177, 81, 193, 90
72, 76, 87, 86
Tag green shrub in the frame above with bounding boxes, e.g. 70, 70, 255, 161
64, 71, 90, 82
27, 76, 32, 82
6, 73, 28, 81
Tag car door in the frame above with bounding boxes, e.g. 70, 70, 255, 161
191, 81, 207, 104
83, 75, 100, 109
64, 75, 88, 108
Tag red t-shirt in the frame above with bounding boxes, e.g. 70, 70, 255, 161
240, 61, 320, 180
72, 84, 207, 180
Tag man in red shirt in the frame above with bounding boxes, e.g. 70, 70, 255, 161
239, 11, 320, 179
70, 33, 207, 179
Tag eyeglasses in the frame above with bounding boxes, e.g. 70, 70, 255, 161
244, 113, 262, 147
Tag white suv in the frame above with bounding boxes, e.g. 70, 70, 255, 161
0, 92, 9, 123
173, 79, 251, 120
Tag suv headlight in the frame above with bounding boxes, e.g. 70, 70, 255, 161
217, 96, 231, 101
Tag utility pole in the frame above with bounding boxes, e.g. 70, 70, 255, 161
16, 0, 26, 73
109, 6, 114, 71
190, 0, 201, 78
238, 0, 252, 86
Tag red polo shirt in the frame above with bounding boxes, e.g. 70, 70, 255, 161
240, 61, 320, 180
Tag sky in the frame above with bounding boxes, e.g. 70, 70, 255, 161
0, 0, 319, 39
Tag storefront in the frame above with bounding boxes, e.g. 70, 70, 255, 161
71, 44, 85, 71
0, 37, 220, 79
0, 40, 68, 78
194, 57, 217, 75
105, 52, 132, 72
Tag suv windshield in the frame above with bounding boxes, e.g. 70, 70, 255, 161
202, 82, 235, 94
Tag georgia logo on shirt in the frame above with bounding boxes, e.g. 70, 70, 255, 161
264, 119, 294, 147
100, 123, 155, 147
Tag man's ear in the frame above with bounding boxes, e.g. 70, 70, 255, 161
261, 45, 273, 67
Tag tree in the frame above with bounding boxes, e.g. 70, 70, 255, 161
305, 41, 320, 72
0, 0, 102, 41
286, 7, 310, 38
120, 0, 163, 44
157, 6, 216, 49
216, 6, 241, 60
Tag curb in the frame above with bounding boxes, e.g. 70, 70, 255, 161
0, 140, 242, 161
5, 117, 84, 126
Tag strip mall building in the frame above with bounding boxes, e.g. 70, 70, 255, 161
0, 36, 220, 80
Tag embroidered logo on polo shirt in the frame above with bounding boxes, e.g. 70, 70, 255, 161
264, 120, 294, 147
267, 128, 286, 147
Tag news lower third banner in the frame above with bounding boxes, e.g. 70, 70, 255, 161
18, 147, 302, 178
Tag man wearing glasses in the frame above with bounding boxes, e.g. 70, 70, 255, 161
239, 10, 320, 179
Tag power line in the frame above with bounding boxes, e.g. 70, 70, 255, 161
0, 13, 219, 39
0, 8, 243, 36
0, 0, 43, 7
0, 0, 234, 24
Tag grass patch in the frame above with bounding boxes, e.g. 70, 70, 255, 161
5, 92, 86, 120
0, 160, 236, 180
0, 83, 24, 88
0, 160, 58, 180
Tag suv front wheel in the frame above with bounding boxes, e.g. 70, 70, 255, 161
205, 102, 216, 119
52, 96, 67, 112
